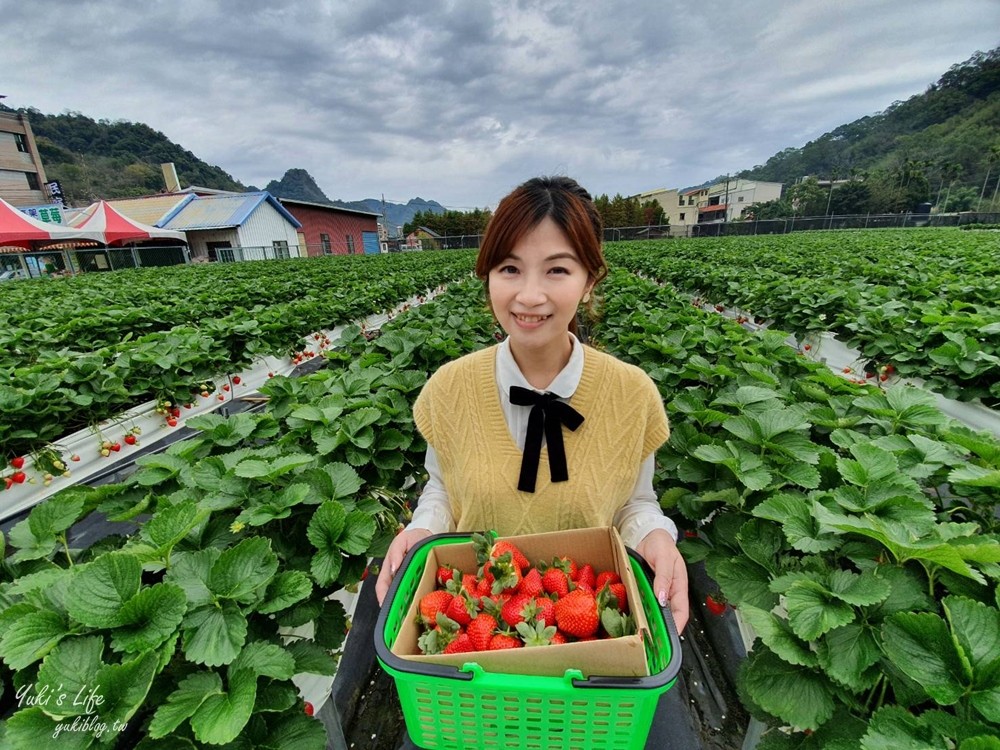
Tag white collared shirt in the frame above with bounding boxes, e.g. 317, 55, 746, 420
407, 334, 678, 547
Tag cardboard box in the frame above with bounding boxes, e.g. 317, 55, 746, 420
389, 527, 651, 678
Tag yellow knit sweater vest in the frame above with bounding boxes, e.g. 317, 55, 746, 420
412, 345, 670, 535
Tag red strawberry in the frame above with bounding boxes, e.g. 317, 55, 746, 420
552, 556, 579, 581
110, 442, 121, 452
488, 633, 522, 650
472, 532, 529, 572
595, 571, 621, 590
437, 566, 457, 587
11, 471, 27, 484
542, 568, 570, 598
608, 582, 629, 614
167, 417, 178, 427
517, 567, 544, 598
501, 593, 533, 628
418, 590, 454, 627
487, 552, 522, 594
530, 596, 556, 628
222, 384, 231, 392
124, 435, 137, 445
576, 564, 596, 590
304, 701, 314, 716
460, 573, 478, 597
550, 630, 568, 645
476, 572, 495, 597
445, 591, 477, 627
554, 589, 600, 638
4, 477, 12, 490
443, 633, 475, 654
467, 614, 498, 651
232, 376, 242, 385
706, 594, 727, 616
10, 456, 25, 469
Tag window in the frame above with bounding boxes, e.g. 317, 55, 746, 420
25, 172, 40, 191
320, 233, 331, 254
738, 196, 744, 202
679, 212, 685, 221
346, 235, 355, 254
14, 133, 28, 153
272, 240, 290, 259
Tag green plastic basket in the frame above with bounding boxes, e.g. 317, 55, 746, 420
375, 533, 682, 750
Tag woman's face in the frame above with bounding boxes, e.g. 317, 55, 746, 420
487, 216, 593, 356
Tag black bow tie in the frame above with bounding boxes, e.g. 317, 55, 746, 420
509, 386, 585, 493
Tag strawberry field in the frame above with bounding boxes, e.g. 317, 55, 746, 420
607, 228, 1000, 406
1, 230, 999, 749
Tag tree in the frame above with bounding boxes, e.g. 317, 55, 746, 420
978, 143, 1000, 210
787, 177, 827, 216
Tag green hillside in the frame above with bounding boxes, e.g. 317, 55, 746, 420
739, 47, 1000, 213
1, 106, 246, 204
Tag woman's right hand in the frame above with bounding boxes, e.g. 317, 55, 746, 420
375, 527, 432, 605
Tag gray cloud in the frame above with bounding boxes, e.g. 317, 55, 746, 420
4, 0, 998, 207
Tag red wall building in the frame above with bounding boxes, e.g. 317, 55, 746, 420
278, 199, 380, 256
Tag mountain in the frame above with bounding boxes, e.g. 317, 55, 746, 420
261, 169, 446, 236
262, 168, 331, 204
331, 197, 446, 237
0, 106, 246, 204
738, 47, 1000, 198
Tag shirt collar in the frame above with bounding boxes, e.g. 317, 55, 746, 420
496, 333, 584, 399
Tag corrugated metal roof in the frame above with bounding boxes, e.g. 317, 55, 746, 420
106, 195, 190, 226
161, 192, 301, 231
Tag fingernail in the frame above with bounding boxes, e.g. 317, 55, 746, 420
658, 591, 667, 606
389, 564, 396, 576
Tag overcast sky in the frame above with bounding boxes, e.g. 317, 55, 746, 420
4, 0, 998, 208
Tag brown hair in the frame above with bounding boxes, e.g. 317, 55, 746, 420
476, 176, 608, 333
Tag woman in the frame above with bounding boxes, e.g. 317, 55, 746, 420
375, 175, 688, 634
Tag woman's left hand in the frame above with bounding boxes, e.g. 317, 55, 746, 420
635, 528, 689, 634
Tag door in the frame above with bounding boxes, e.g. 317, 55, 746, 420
362, 231, 379, 255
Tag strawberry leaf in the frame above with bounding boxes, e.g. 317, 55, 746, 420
148, 671, 223, 739
112, 582, 188, 653
66, 552, 142, 628
785, 580, 856, 641
182, 602, 248, 666
741, 645, 836, 731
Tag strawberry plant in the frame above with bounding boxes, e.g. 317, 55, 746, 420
594, 268, 1000, 747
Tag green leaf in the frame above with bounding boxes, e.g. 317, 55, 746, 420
2, 707, 93, 750
182, 602, 248, 666
322, 462, 363, 500
753, 493, 840, 553
189, 668, 257, 745
230, 641, 296, 680
66, 553, 142, 628
141, 501, 203, 550
706, 557, 777, 610
164, 548, 220, 608
111, 583, 188, 653
257, 571, 313, 615
837, 443, 898, 487
740, 645, 835, 730
208, 537, 278, 602
738, 605, 817, 667
785, 580, 856, 641
943, 596, 1000, 722
285, 639, 337, 675
815, 623, 881, 693
257, 711, 329, 749
148, 671, 223, 739
35, 636, 105, 720
90, 651, 160, 735
737, 518, 784, 575
827, 570, 892, 607
859, 705, 947, 750
882, 612, 967, 706
133, 454, 189, 486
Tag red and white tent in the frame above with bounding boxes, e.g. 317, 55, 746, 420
0, 197, 103, 249
69, 201, 186, 246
